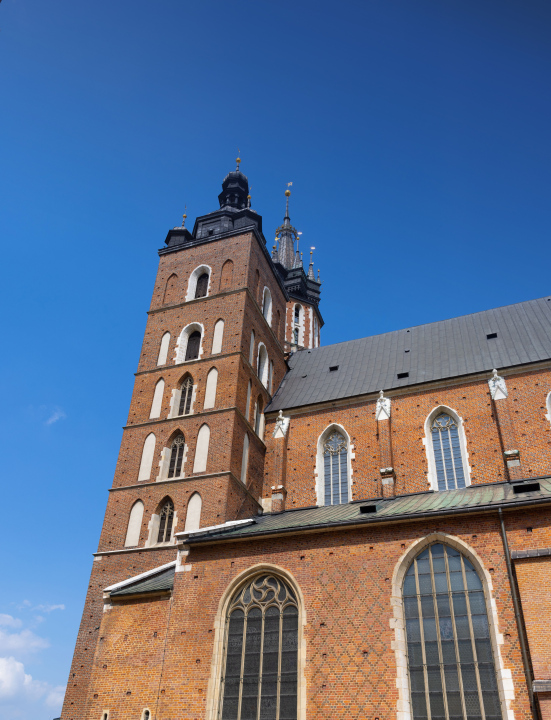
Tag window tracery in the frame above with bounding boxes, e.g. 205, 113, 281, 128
430, 413, 466, 491
220, 575, 299, 720
157, 499, 174, 543
404, 543, 502, 720
323, 430, 349, 505
168, 435, 185, 478
178, 377, 194, 416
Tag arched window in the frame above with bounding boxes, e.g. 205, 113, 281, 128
428, 410, 468, 491
193, 424, 210, 473
294, 304, 301, 325
157, 499, 174, 543
184, 492, 202, 532
138, 433, 156, 482
403, 543, 502, 720
245, 380, 252, 421
178, 376, 194, 416
220, 259, 234, 291
262, 287, 272, 326
293, 327, 299, 345
322, 429, 349, 505
257, 343, 268, 388
219, 574, 299, 720
124, 500, 144, 547
195, 272, 209, 299
163, 273, 179, 305
204, 367, 218, 410
142, 711, 151, 720
186, 330, 201, 361
249, 330, 255, 364
546, 391, 551, 426
314, 317, 319, 348
149, 378, 165, 419
212, 319, 224, 354
186, 265, 211, 301
157, 332, 170, 366
168, 434, 185, 479
240, 433, 249, 484
254, 396, 264, 438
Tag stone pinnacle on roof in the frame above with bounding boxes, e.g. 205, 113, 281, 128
308, 247, 316, 279
294, 232, 303, 268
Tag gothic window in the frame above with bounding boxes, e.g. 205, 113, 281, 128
157, 332, 170, 365
294, 304, 301, 325
157, 499, 174, 543
186, 331, 201, 361
212, 319, 225, 354
254, 397, 264, 437
142, 712, 150, 720
204, 367, 218, 410
195, 272, 209, 299
149, 378, 165, 419
193, 424, 211, 473
163, 273, 179, 305
124, 500, 144, 547
430, 413, 467, 491
258, 344, 269, 388
262, 287, 272, 326
293, 328, 299, 345
323, 430, 349, 505
168, 435, 185, 479
241, 433, 250, 484
249, 330, 255, 364
138, 433, 156, 482
403, 543, 502, 720
184, 492, 202, 532
178, 377, 194, 416
219, 575, 299, 720
220, 259, 234, 291
245, 380, 252, 421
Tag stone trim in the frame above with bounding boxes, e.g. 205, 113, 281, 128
512, 547, 551, 560
390, 532, 514, 720
204, 564, 306, 720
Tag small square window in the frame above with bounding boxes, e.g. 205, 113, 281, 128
329, 365, 339, 372
397, 372, 409, 379
486, 332, 497, 340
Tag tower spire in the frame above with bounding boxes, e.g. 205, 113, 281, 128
308, 247, 316, 279
275, 183, 299, 269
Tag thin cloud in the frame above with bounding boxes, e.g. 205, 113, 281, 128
45, 408, 66, 426
0, 629, 49, 656
0, 616, 22, 630
32, 604, 65, 613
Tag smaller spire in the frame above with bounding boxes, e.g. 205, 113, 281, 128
182, 205, 187, 228
317, 268, 321, 283
236, 148, 241, 172
294, 232, 302, 267
308, 247, 316, 279
272, 243, 278, 261
247, 185, 252, 209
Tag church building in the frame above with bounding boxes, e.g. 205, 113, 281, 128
61, 160, 551, 720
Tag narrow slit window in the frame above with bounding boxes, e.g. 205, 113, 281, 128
178, 377, 194, 415
220, 575, 299, 720
404, 543, 502, 720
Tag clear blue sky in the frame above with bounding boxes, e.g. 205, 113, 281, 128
1, 1, 550, 717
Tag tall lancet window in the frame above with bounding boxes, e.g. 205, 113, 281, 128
178, 377, 194, 416
323, 430, 349, 505
157, 499, 174, 544
431, 413, 466, 491
220, 575, 299, 720
168, 435, 185, 479
404, 543, 502, 720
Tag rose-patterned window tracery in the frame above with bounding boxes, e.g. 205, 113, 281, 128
220, 575, 299, 720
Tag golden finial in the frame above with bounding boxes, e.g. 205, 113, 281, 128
236, 148, 241, 171
182, 205, 187, 228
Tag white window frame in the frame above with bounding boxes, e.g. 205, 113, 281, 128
157, 332, 171, 365
174, 322, 205, 364
186, 264, 212, 301
314, 423, 354, 506
204, 367, 219, 410
423, 405, 471, 492
149, 378, 165, 419
138, 433, 156, 482
212, 319, 225, 354
124, 500, 144, 547
193, 424, 211, 473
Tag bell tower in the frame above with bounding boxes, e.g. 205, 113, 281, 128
61, 160, 291, 720
271, 187, 324, 351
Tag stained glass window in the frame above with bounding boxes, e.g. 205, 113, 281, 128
430, 413, 466, 491
178, 377, 194, 415
168, 435, 185, 479
157, 499, 174, 543
404, 543, 502, 720
220, 575, 298, 720
323, 430, 349, 505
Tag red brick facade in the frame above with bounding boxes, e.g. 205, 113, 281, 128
61, 193, 551, 720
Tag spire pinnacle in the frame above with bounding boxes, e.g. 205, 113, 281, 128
275, 183, 299, 269
236, 148, 241, 172
308, 247, 316, 279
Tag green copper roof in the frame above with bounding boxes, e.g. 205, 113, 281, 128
110, 565, 175, 597
186, 478, 551, 544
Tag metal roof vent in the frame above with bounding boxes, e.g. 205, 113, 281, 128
329, 365, 339, 372
397, 372, 409, 379
486, 332, 498, 339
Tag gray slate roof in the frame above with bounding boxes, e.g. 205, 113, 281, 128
110, 565, 175, 597
267, 296, 551, 412
185, 478, 551, 544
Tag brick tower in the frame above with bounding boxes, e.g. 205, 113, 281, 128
61, 160, 294, 719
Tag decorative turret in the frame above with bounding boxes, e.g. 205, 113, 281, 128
218, 156, 250, 210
